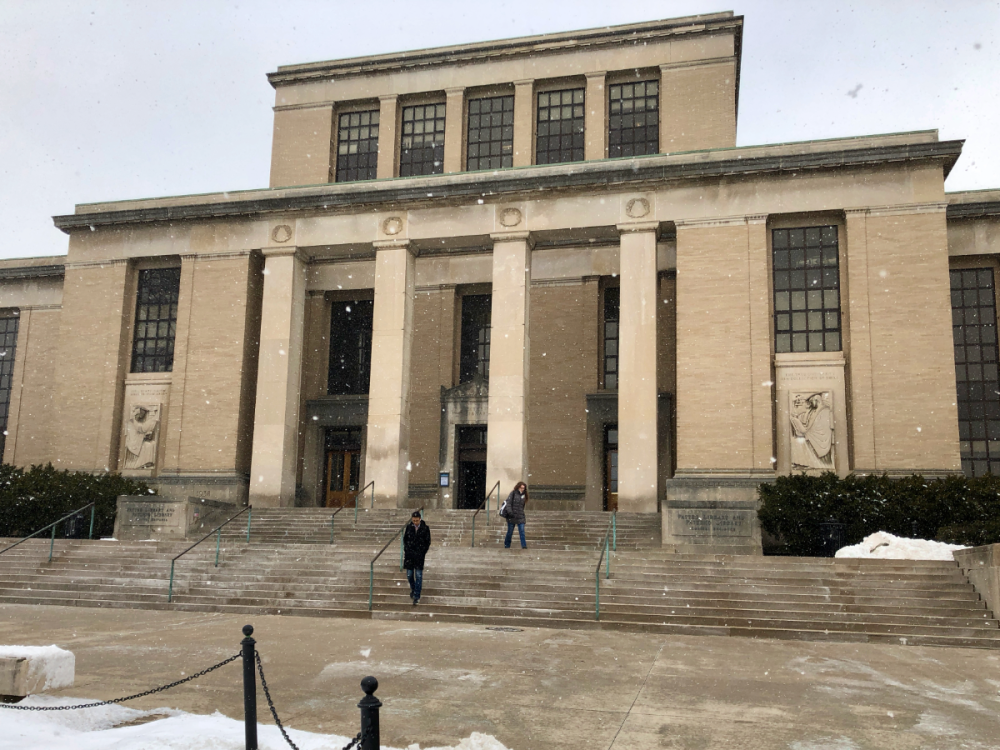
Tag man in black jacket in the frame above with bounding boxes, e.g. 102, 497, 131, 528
402, 511, 431, 605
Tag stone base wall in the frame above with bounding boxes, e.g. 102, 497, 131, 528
114, 496, 239, 541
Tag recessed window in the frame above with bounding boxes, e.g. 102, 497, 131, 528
459, 294, 492, 383
328, 299, 373, 395
603, 286, 620, 390
131, 268, 180, 373
608, 80, 659, 158
336, 109, 379, 182
772, 226, 842, 353
951, 268, 1000, 477
467, 95, 514, 171
536, 88, 585, 165
0, 312, 19, 461
400, 103, 446, 177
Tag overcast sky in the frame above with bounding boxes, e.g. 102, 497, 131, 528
2, 0, 998, 261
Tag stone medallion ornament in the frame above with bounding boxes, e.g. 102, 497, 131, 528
625, 197, 651, 219
499, 207, 523, 228
271, 224, 293, 243
382, 216, 404, 236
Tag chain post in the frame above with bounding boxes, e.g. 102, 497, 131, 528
48, 524, 55, 562
241, 624, 258, 750
89, 504, 96, 540
358, 676, 382, 750
168, 560, 175, 602
215, 528, 221, 567
246, 506, 252, 543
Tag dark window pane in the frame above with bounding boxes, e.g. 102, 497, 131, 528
328, 299, 374, 395
400, 103, 446, 177
467, 95, 514, 171
131, 268, 180, 373
772, 226, 841, 352
536, 88, 585, 164
0, 311, 18, 461
603, 286, 620, 390
460, 294, 492, 383
608, 79, 659, 158
336, 109, 380, 182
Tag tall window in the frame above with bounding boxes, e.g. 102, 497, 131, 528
951, 268, 1000, 476
0, 313, 19, 461
467, 95, 514, 171
328, 299, 373, 395
459, 294, 491, 383
131, 268, 180, 373
772, 226, 842, 353
400, 103, 446, 177
608, 80, 659, 158
336, 109, 379, 182
536, 88, 585, 164
603, 286, 620, 389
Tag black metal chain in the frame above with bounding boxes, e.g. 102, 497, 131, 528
255, 650, 364, 750
0, 653, 241, 711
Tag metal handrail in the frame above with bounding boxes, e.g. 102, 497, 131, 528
368, 508, 423, 610
329, 505, 347, 544
0, 502, 96, 563
353, 481, 375, 523
470, 480, 501, 548
595, 511, 616, 621
168, 506, 251, 602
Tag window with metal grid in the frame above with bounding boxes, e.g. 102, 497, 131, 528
603, 286, 620, 389
459, 294, 491, 383
772, 226, 842, 353
0, 313, 19, 461
335, 109, 380, 182
328, 299, 373, 395
466, 95, 514, 171
951, 268, 1000, 476
535, 88, 585, 164
131, 268, 180, 373
400, 103, 446, 177
608, 80, 659, 158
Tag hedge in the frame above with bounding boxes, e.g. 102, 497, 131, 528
758, 472, 1000, 556
0, 464, 153, 540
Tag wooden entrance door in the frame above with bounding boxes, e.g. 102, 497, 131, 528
326, 450, 361, 507
604, 425, 618, 512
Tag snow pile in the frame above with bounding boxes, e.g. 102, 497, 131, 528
835, 531, 967, 561
0, 695, 512, 750
0, 645, 74, 691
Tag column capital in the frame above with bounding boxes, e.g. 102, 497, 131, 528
513, 78, 534, 88
585, 70, 607, 79
262, 246, 309, 262
617, 221, 660, 236
372, 238, 414, 252
490, 231, 535, 248
445, 86, 465, 96
378, 93, 398, 103
745, 214, 768, 225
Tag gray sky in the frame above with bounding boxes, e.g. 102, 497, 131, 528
2, 0, 998, 261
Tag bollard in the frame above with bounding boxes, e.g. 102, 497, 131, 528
358, 676, 381, 750
242, 624, 258, 750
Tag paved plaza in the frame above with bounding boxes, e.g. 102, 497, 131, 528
0, 605, 999, 749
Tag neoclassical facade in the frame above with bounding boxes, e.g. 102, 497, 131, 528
1, 12, 998, 551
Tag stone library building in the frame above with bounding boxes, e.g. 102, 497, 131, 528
1, 11, 998, 552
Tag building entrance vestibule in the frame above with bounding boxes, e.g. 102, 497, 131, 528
456, 425, 487, 509
324, 428, 362, 507
604, 424, 618, 512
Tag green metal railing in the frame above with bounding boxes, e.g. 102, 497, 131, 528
595, 511, 616, 621
0, 503, 96, 563
329, 505, 347, 544
368, 508, 423, 610
470, 481, 501, 548
168, 506, 252, 602
353, 481, 375, 523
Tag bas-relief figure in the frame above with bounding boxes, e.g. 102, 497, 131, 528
123, 403, 160, 470
790, 391, 835, 471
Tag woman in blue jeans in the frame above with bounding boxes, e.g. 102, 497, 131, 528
503, 482, 529, 549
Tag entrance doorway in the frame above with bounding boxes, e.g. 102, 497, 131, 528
324, 428, 362, 507
456, 425, 487, 509
604, 424, 618, 512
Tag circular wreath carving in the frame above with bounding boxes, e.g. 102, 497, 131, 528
382, 216, 404, 236
271, 224, 293, 243
625, 198, 650, 219
499, 207, 523, 228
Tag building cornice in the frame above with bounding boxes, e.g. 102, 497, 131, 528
0, 264, 65, 281
53, 138, 963, 233
947, 201, 1000, 220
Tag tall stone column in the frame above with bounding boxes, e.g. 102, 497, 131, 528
249, 247, 307, 507
443, 87, 465, 173
486, 230, 532, 500
512, 80, 534, 167
746, 215, 776, 472
585, 71, 607, 161
844, 208, 877, 471
365, 240, 416, 507
376, 95, 398, 179
617, 221, 660, 512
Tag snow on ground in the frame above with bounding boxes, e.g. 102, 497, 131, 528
0, 695, 510, 750
0, 645, 74, 690
835, 531, 967, 561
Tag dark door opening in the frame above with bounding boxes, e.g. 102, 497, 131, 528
456, 425, 487, 509
604, 424, 618, 512
324, 428, 362, 507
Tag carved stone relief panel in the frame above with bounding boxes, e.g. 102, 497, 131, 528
789, 390, 836, 471
775, 355, 848, 477
121, 380, 170, 476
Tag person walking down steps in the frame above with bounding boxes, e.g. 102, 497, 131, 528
403, 511, 431, 605
502, 482, 529, 549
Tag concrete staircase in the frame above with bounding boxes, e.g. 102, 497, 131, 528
0, 510, 997, 649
